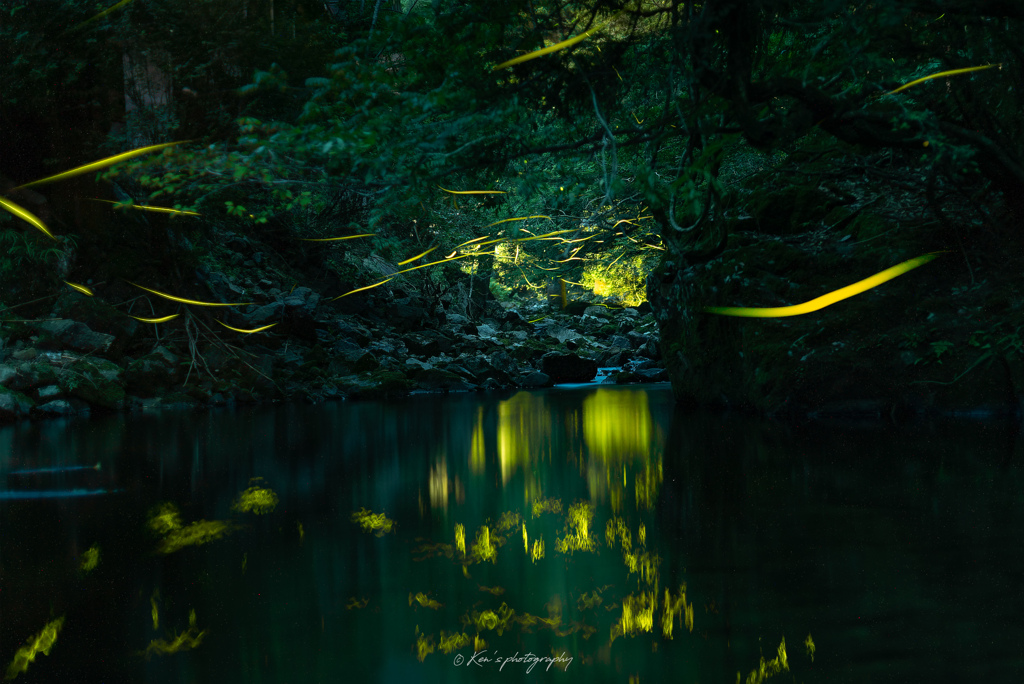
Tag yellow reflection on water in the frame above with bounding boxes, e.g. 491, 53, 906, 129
583, 389, 664, 511
497, 392, 552, 484
148, 503, 234, 554
531, 537, 545, 562
455, 524, 466, 556
662, 586, 694, 639
5, 616, 64, 680
532, 497, 563, 518
80, 545, 100, 573
143, 609, 206, 658
430, 459, 449, 510
555, 502, 597, 554
804, 633, 816, 663
614, 591, 656, 640
351, 508, 396, 536
470, 407, 486, 474
738, 638, 789, 684
471, 526, 497, 563
232, 479, 279, 514
409, 593, 443, 609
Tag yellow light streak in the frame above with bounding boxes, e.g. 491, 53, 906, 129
89, 198, 200, 216
437, 186, 506, 195
71, 0, 135, 31
887, 64, 1000, 95
397, 246, 437, 265
445, 250, 457, 259
455, 235, 491, 248
332, 277, 394, 300
215, 320, 278, 334
300, 233, 375, 242
704, 253, 942, 317
482, 215, 553, 229
493, 21, 608, 70
129, 282, 252, 307
0, 196, 56, 240
64, 281, 94, 296
393, 253, 474, 276
129, 314, 179, 324
16, 141, 189, 189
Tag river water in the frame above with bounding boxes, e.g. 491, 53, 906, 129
1, 384, 1022, 683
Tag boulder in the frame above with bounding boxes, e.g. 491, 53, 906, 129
541, 353, 598, 383
415, 368, 473, 392
518, 371, 552, 388
33, 320, 115, 354
124, 346, 180, 396
0, 387, 34, 423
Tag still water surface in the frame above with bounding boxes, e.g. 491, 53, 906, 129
1, 385, 1022, 683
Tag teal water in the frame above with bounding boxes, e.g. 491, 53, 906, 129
1, 385, 1022, 683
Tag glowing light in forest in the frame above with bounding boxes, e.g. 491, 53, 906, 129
129, 282, 252, 307
0, 196, 55, 240
16, 142, 188, 189
887, 64, 1000, 95
493, 22, 609, 70
129, 314, 179, 324
703, 253, 942, 317
215, 320, 278, 334
64, 281, 94, 296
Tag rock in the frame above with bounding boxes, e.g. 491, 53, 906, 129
33, 319, 115, 354
518, 371, 551, 388
489, 350, 517, 375
284, 287, 320, 316
476, 323, 500, 340
584, 306, 609, 318
205, 271, 247, 303
635, 367, 669, 382
545, 324, 580, 344
415, 368, 473, 391
446, 313, 470, 327
12, 348, 37, 361
609, 334, 632, 349
0, 364, 17, 387
0, 387, 34, 423
639, 338, 660, 360
403, 332, 444, 357
541, 353, 598, 383
336, 319, 374, 345
354, 352, 380, 372
405, 358, 432, 373
124, 346, 181, 396
245, 301, 285, 326
626, 331, 650, 349
387, 299, 429, 331
37, 384, 61, 399
36, 399, 82, 416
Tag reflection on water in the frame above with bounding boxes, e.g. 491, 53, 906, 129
2, 385, 1024, 682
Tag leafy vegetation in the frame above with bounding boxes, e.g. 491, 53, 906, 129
2, 0, 1023, 325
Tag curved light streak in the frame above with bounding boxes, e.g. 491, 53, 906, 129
887, 64, 999, 95
16, 141, 189, 189
0, 196, 56, 239
703, 253, 942, 317
129, 282, 252, 307
493, 22, 608, 70
215, 320, 278, 334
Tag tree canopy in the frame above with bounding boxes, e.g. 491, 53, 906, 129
2, 0, 1021, 308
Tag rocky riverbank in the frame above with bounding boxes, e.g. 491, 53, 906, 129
0, 285, 667, 424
